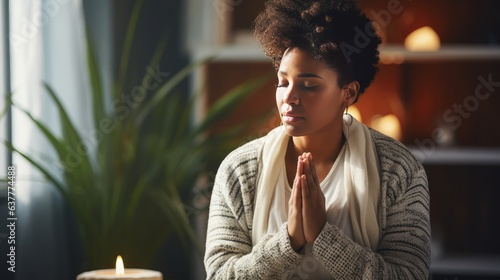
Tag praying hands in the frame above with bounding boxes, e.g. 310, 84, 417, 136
287, 152, 327, 252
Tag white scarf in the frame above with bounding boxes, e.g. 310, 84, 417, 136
252, 115, 381, 250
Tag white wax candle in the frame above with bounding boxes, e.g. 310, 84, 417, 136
76, 268, 162, 280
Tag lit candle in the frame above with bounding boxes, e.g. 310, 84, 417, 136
76, 256, 162, 280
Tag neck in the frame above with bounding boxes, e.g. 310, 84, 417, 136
288, 126, 345, 165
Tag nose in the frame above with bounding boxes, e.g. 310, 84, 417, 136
281, 85, 300, 105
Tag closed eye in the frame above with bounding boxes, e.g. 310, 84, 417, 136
276, 83, 318, 91
301, 85, 318, 90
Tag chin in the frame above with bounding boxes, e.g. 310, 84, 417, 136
283, 124, 306, 137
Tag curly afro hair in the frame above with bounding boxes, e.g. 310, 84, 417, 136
254, 0, 382, 96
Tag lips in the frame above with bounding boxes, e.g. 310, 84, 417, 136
281, 112, 305, 123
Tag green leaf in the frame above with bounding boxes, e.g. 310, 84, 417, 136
0, 94, 13, 121
3, 140, 67, 199
116, 0, 146, 97
152, 190, 201, 252
85, 26, 105, 136
1, 0, 276, 270
134, 57, 213, 126
42, 83, 98, 207
85, 24, 111, 179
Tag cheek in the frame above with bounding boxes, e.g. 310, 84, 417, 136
275, 90, 282, 107
310, 91, 343, 114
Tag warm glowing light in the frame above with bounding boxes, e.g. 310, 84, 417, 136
116, 255, 125, 275
348, 105, 362, 123
380, 53, 405, 64
76, 256, 162, 279
371, 114, 402, 141
404, 26, 440, 51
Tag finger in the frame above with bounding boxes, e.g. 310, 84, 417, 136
294, 176, 300, 203
302, 155, 318, 192
307, 153, 320, 186
289, 177, 295, 205
301, 153, 312, 178
301, 174, 309, 200
303, 154, 316, 196
290, 155, 301, 195
296, 155, 304, 178
291, 155, 303, 194
295, 177, 302, 208
291, 173, 302, 208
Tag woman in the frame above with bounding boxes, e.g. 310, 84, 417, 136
204, 0, 430, 279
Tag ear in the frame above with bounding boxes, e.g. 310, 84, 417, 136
343, 81, 360, 107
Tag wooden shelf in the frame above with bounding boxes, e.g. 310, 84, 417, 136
190, 44, 266, 62
190, 42, 500, 63
431, 255, 500, 276
380, 45, 500, 63
408, 147, 500, 165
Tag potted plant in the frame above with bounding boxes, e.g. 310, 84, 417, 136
1, 0, 271, 273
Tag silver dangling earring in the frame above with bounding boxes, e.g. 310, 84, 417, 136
344, 106, 353, 127
343, 106, 351, 146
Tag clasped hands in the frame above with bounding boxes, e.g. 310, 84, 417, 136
287, 152, 327, 252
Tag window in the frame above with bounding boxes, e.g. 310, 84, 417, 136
0, 0, 11, 194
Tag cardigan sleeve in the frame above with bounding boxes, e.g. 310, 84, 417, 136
311, 134, 431, 279
204, 143, 303, 279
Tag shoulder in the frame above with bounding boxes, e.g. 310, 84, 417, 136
218, 137, 264, 174
369, 129, 428, 202
210, 136, 267, 225
213, 136, 265, 197
369, 129, 421, 168
217, 127, 285, 177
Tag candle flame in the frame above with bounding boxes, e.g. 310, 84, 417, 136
116, 255, 125, 275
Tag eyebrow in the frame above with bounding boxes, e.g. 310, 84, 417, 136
278, 70, 323, 79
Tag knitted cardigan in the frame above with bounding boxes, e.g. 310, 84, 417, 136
204, 129, 431, 279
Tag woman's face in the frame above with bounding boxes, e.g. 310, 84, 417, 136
276, 47, 350, 137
